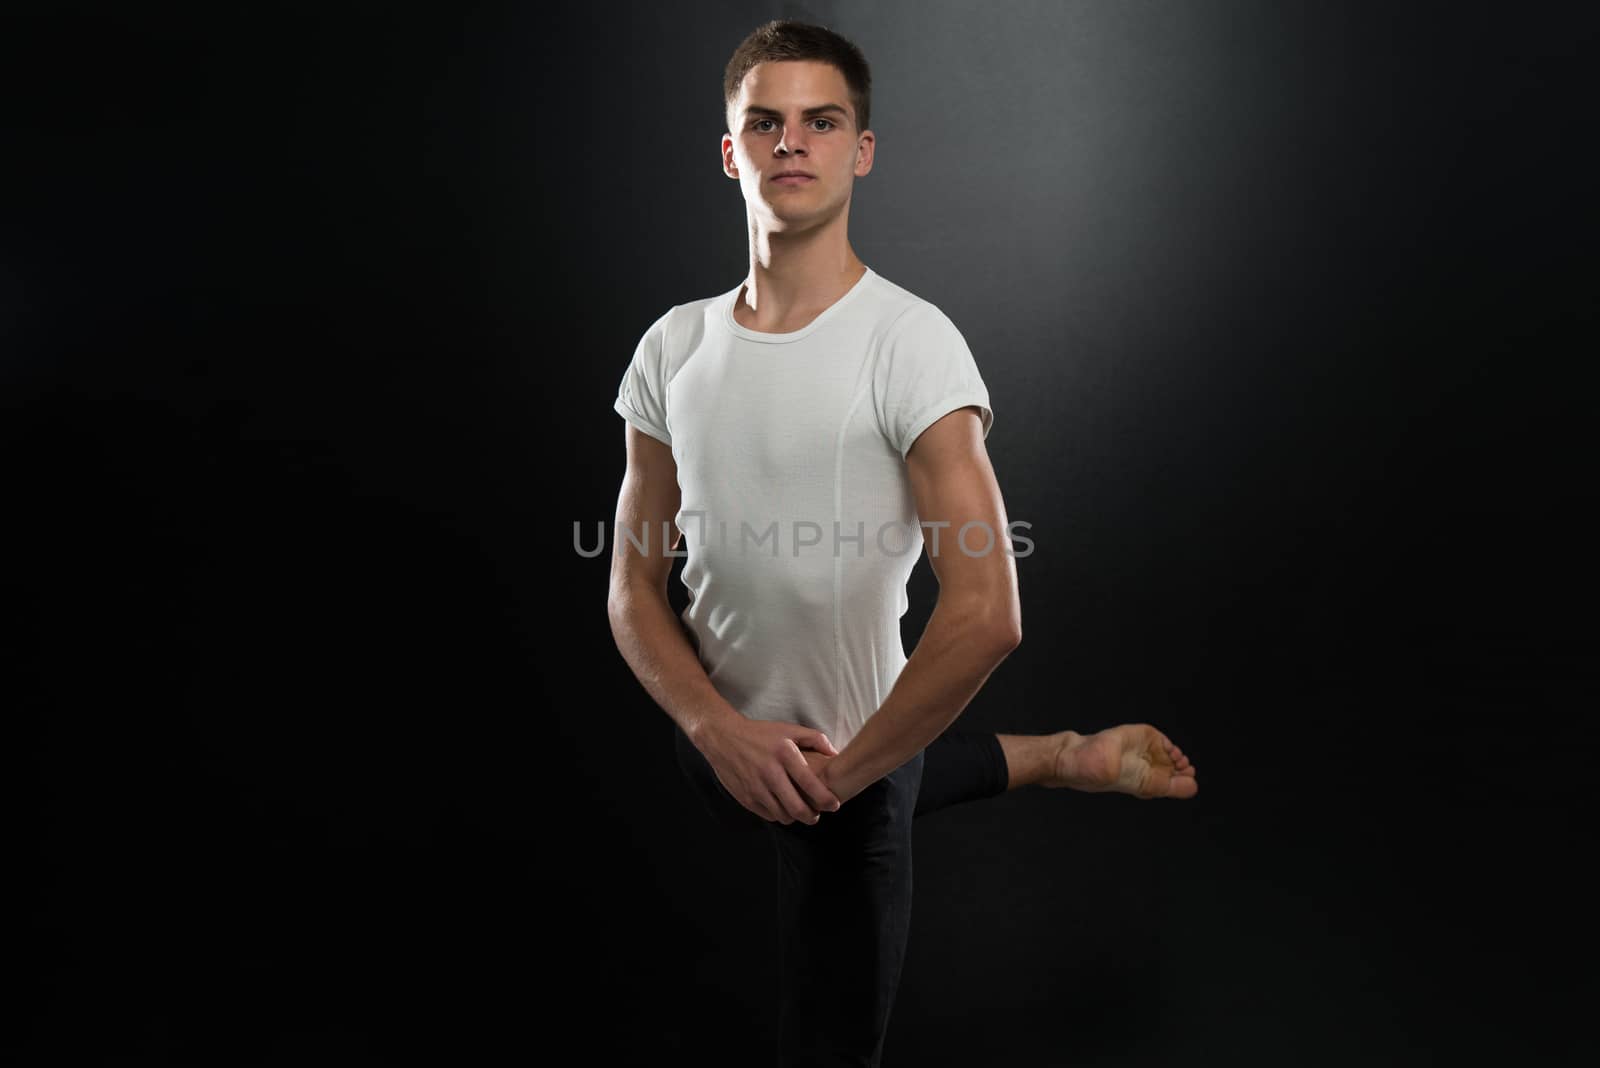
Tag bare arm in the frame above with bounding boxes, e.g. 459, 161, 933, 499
819, 407, 1022, 804
606, 423, 738, 743
606, 423, 843, 823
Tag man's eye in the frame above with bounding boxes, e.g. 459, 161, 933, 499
751, 118, 835, 132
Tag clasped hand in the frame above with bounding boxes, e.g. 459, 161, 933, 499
700, 717, 850, 826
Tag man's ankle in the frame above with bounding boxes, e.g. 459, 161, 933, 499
997, 732, 1075, 789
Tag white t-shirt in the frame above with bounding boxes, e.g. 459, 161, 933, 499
613, 266, 994, 750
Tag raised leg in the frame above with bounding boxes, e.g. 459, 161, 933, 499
917, 725, 1200, 814
995, 732, 1066, 790
913, 731, 1010, 818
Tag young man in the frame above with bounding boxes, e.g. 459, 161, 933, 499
607, 20, 1198, 1066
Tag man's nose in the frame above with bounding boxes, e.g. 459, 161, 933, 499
775, 127, 808, 155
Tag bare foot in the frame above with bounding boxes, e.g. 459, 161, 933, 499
1041, 724, 1199, 800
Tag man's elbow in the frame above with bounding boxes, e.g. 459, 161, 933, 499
988, 617, 1022, 657
938, 588, 1021, 655
967, 602, 1021, 659
607, 581, 642, 634
608, 576, 669, 630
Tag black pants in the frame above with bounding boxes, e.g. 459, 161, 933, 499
673, 723, 1011, 1067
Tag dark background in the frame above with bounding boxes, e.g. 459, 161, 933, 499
7, 2, 1592, 1064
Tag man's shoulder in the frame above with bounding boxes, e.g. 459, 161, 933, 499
862, 267, 921, 306
855, 270, 959, 337
632, 285, 735, 362
646, 288, 727, 333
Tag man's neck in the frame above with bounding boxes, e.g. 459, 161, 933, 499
734, 246, 867, 334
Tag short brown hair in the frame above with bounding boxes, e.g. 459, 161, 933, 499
723, 20, 873, 136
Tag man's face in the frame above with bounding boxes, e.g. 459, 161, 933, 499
723, 60, 874, 227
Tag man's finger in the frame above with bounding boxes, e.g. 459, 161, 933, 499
766, 766, 823, 825
808, 730, 838, 755
781, 748, 841, 814
789, 727, 837, 755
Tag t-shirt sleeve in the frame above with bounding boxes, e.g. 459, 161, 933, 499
612, 307, 675, 446
873, 302, 994, 460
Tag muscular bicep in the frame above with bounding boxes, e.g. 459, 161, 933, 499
610, 422, 682, 599
905, 406, 1022, 641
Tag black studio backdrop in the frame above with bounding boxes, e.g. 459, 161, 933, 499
7, 3, 1593, 1065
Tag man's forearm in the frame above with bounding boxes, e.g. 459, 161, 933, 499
608, 581, 742, 746
822, 598, 1019, 802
